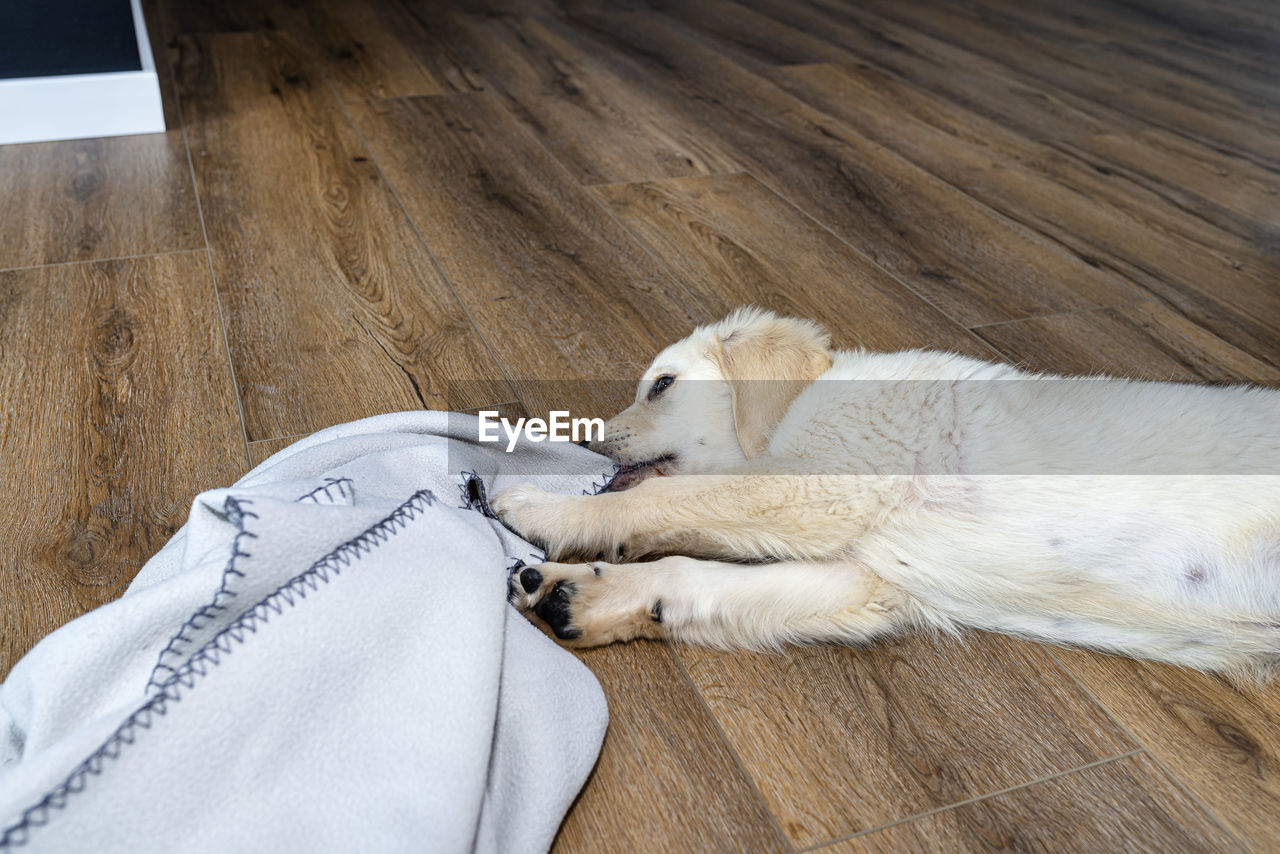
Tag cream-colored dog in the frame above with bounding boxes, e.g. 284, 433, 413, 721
492, 308, 1280, 679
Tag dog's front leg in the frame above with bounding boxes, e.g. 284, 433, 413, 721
491, 474, 900, 562
507, 556, 916, 649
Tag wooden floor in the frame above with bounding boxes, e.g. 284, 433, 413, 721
3, 0, 1279, 849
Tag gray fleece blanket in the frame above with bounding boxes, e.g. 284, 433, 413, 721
0, 412, 615, 853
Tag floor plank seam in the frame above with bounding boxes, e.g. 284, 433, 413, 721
966, 298, 1155, 333
649, 20, 1142, 331
796, 748, 1146, 852
736, 166, 996, 352
0, 248, 207, 277
457, 401, 521, 414
862, 2, 1280, 177
418, 85, 724, 339
751, 73, 1167, 321
246, 432, 314, 449
326, 87, 525, 415
1042, 648, 1249, 850
157, 6, 255, 473
1039, 135, 1268, 247
665, 643, 799, 852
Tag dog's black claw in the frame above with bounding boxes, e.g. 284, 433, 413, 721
534, 580, 582, 640
519, 566, 543, 594
650, 599, 664, 623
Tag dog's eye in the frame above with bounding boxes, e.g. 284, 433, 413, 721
648, 375, 675, 401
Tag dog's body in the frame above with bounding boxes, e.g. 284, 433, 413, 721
493, 309, 1280, 679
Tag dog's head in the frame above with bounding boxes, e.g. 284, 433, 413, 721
590, 308, 833, 488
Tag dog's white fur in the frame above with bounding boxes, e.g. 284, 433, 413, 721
494, 308, 1280, 679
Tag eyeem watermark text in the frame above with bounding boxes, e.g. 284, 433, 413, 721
478, 410, 604, 452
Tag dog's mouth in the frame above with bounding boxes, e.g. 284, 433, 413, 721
601, 454, 677, 492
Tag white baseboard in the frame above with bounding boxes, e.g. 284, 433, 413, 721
0, 0, 165, 146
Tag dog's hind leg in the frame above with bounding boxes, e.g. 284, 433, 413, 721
507, 556, 918, 649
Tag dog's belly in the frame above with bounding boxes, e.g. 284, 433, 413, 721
854, 474, 1280, 667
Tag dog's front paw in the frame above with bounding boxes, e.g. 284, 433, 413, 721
492, 484, 621, 561
491, 482, 557, 542
507, 561, 664, 648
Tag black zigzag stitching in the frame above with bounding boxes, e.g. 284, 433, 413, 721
147, 478, 358, 693
298, 477, 354, 505
145, 497, 260, 696
584, 465, 623, 495
0, 488, 438, 850
458, 470, 498, 519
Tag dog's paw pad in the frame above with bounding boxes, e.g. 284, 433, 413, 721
518, 566, 543, 594
534, 580, 582, 640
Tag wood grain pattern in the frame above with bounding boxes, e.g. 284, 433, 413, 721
402, 10, 744, 185
6, 1, 1280, 849
658, 0, 1143, 141
514, 11, 1143, 326
553, 643, 792, 853
817, 754, 1241, 853
174, 31, 510, 440
159, 0, 472, 98
0, 133, 202, 271
951, 0, 1280, 89
1053, 129, 1280, 248
1052, 651, 1280, 852
974, 302, 1280, 385
0, 252, 246, 678
269, 0, 455, 100
860, 0, 1280, 173
139, 0, 183, 130
765, 61, 1280, 369
589, 172, 993, 356
677, 633, 1134, 847
346, 92, 712, 416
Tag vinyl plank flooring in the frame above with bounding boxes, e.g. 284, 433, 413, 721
246, 434, 309, 468
0, 252, 246, 679
677, 633, 1134, 847
654, 0, 1140, 141
553, 643, 792, 854
263, 0, 457, 100
815, 754, 1241, 853
1101, 36, 1280, 114
346, 92, 711, 416
0, 133, 202, 271
159, 0, 481, 97
974, 302, 1280, 385
401, 10, 744, 185
588, 173, 993, 356
963, 0, 1280, 99
765, 62, 1280, 368
1048, 0, 1280, 68
140, 0, 183, 130
173, 31, 510, 440
1052, 651, 1280, 853
1052, 129, 1280, 248
859, 0, 1280, 173
498, 12, 1144, 327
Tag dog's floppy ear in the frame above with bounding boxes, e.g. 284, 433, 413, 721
711, 310, 833, 459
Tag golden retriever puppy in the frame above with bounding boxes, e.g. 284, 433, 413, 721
492, 308, 1280, 678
